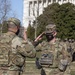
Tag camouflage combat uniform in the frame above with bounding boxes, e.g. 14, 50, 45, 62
0, 18, 36, 75
12, 35, 36, 75
35, 24, 71, 75
68, 39, 75, 75
61, 39, 75, 75
0, 33, 20, 75
36, 39, 70, 75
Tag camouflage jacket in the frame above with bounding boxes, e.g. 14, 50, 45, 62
0, 33, 36, 70
12, 36, 36, 57
35, 39, 70, 68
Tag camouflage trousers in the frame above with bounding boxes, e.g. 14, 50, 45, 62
21, 59, 75, 75
42, 66, 71, 75
21, 61, 41, 75
0, 69, 20, 75
70, 62, 75, 75
42, 67, 63, 75
21, 61, 72, 75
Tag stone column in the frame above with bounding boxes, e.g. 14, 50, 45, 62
32, 1, 35, 16
39, 0, 43, 15
56, 0, 58, 3
73, 0, 75, 4
51, 0, 53, 4
46, 0, 48, 7
71, 0, 72, 3
69, 0, 71, 3
41, 0, 44, 12
29, 2, 30, 16
61, 0, 63, 4
64, 0, 68, 3
72, 0, 74, 4
23, 0, 29, 28
37, 0, 39, 17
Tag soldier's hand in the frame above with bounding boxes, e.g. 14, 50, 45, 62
34, 31, 45, 42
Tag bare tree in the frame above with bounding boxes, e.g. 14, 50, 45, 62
0, 0, 11, 33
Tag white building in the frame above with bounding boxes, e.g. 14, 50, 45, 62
23, 0, 75, 28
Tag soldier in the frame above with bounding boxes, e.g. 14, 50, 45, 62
0, 17, 36, 75
17, 26, 40, 75
34, 24, 71, 75
61, 38, 75, 75
69, 39, 75, 75
72, 39, 75, 61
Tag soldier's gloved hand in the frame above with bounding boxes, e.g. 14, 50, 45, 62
58, 59, 68, 72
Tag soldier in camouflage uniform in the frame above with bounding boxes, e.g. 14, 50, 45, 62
0, 17, 36, 75
17, 25, 40, 75
34, 24, 71, 75
69, 39, 75, 75
60, 38, 75, 75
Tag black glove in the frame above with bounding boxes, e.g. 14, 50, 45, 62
35, 57, 42, 69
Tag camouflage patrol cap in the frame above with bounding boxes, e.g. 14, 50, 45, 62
7, 17, 21, 26
45, 24, 56, 33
